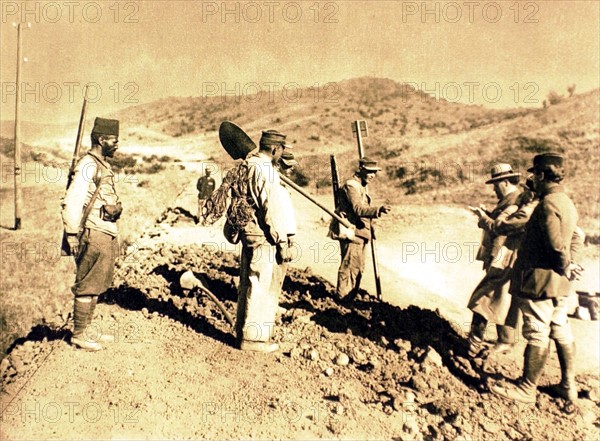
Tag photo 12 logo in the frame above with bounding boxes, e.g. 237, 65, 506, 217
199, 1, 339, 24
402, 81, 540, 105
1, 82, 139, 105
400, 1, 540, 24
1, 1, 140, 24
201, 81, 341, 104
0, 401, 140, 424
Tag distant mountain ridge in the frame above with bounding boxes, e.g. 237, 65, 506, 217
114, 77, 532, 142
2, 77, 598, 232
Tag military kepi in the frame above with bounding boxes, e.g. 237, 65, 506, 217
91, 117, 119, 136
527, 152, 564, 172
359, 157, 381, 172
280, 152, 298, 168
260, 130, 286, 146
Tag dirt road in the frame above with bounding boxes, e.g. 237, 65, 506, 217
1, 178, 598, 441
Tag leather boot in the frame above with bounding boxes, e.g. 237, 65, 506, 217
71, 297, 102, 351
549, 342, 577, 401
491, 344, 549, 403
87, 296, 114, 344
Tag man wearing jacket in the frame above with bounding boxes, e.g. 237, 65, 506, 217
492, 153, 580, 405
62, 117, 121, 351
335, 157, 391, 300
467, 163, 522, 357
236, 130, 292, 353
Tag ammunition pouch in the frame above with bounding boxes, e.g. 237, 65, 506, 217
100, 202, 123, 222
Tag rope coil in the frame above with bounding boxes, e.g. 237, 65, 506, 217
201, 162, 254, 229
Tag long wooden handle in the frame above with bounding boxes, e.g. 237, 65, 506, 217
280, 174, 352, 229
196, 285, 235, 327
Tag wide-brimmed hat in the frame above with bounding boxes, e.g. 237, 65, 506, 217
527, 152, 564, 173
359, 157, 381, 172
485, 163, 521, 184
218, 121, 257, 160
91, 117, 119, 136
279, 152, 298, 168
260, 130, 286, 146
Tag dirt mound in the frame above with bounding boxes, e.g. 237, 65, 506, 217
2, 238, 598, 440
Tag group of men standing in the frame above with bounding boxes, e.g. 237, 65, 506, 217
61, 117, 583, 407
61, 119, 389, 354
466, 153, 582, 407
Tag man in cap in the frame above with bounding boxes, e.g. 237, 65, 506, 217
62, 117, 122, 351
335, 157, 391, 300
491, 153, 580, 405
196, 167, 216, 223
236, 129, 292, 353
466, 163, 522, 357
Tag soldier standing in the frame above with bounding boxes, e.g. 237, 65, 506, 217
335, 157, 390, 300
466, 163, 522, 357
196, 168, 216, 223
62, 117, 122, 351
236, 130, 292, 353
491, 153, 581, 405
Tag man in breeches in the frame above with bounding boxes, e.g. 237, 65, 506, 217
492, 153, 581, 405
62, 117, 122, 351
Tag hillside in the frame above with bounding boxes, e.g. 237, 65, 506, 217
111, 77, 599, 232
3, 78, 597, 230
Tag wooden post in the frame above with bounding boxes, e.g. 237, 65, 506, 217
13, 23, 24, 230
351, 120, 368, 159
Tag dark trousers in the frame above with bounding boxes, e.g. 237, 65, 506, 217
73, 229, 118, 296
336, 239, 366, 298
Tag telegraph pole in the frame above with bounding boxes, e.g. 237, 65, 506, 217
12, 22, 30, 230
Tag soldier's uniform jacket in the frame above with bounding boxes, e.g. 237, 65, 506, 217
241, 151, 287, 247
510, 184, 578, 299
62, 152, 119, 237
338, 175, 380, 242
475, 189, 521, 268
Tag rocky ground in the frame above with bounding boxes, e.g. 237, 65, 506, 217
1, 204, 599, 441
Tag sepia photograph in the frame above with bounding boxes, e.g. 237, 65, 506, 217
1, 1, 599, 439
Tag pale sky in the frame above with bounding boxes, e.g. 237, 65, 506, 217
1, 0, 599, 123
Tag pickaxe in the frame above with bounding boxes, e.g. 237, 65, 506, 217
179, 270, 235, 327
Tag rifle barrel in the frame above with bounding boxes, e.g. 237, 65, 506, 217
330, 154, 340, 210
67, 85, 89, 188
